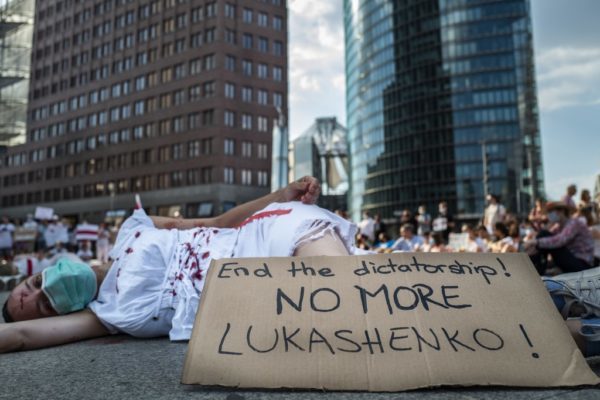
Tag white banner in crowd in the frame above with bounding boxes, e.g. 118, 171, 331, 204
34, 206, 54, 220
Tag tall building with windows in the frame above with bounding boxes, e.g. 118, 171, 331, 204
0, 0, 34, 147
344, 0, 543, 221
0, 0, 287, 221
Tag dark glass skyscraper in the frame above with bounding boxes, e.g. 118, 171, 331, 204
344, 0, 543, 221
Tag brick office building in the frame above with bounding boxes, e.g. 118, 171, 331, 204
0, 0, 287, 222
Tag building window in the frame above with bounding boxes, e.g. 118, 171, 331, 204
224, 167, 234, 184
273, 92, 283, 107
257, 12, 268, 27
241, 86, 252, 102
257, 89, 268, 105
258, 37, 268, 52
242, 8, 252, 23
202, 81, 215, 97
257, 171, 269, 187
225, 55, 235, 71
225, 82, 235, 98
273, 40, 283, 56
189, 85, 201, 101
241, 141, 252, 157
242, 33, 253, 49
257, 63, 268, 78
258, 143, 268, 159
225, 29, 236, 44
241, 169, 252, 186
257, 116, 268, 132
273, 16, 282, 31
188, 140, 200, 157
242, 60, 252, 76
241, 113, 252, 130
191, 32, 203, 48
225, 3, 236, 18
273, 66, 282, 81
224, 110, 235, 127
224, 138, 235, 155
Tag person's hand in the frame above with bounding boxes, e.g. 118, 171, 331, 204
281, 176, 321, 204
523, 239, 537, 255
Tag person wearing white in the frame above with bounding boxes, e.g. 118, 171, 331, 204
96, 223, 111, 263
358, 211, 375, 242
483, 194, 506, 235
391, 224, 424, 252
0, 217, 16, 258
0, 177, 361, 350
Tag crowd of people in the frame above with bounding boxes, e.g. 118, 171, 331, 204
0, 214, 116, 282
353, 184, 600, 276
2, 177, 600, 363
1, 183, 599, 281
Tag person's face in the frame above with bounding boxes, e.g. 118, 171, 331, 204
568, 186, 577, 196
401, 228, 412, 239
6, 273, 58, 322
418, 206, 426, 215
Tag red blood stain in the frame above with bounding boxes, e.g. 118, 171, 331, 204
125, 247, 133, 254
171, 289, 177, 296
116, 268, 121, 277
236, 208, 292, 228
193, 270, 203, 281
134, 231, 141, 238
213, 229, 219, 234
191, 261, 197, 269
196, 221, 205, 228
202, 252, 210, 259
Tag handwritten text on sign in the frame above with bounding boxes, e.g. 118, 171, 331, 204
183, 253, 599, 391
216, 256, 533, 358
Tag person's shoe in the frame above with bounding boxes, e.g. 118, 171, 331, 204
543, 267, 600, 318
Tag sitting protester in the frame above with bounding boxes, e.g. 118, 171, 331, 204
525, 201, 594, 275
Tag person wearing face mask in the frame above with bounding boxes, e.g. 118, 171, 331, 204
524, 202, 594, 275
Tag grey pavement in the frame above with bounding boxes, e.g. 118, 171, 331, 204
1, 290, 599, 400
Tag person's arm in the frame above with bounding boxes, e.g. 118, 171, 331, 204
536, 220, 579, 249
150, 176, 321, 229
0, 309, 109, 353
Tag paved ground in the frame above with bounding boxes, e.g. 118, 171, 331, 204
1, 290, 599, 400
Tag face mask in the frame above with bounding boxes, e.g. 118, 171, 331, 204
547, 211, 560, 224
42, 258, 97, 314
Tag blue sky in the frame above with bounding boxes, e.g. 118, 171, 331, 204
288, 0, 600, 202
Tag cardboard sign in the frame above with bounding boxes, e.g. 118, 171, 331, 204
448, 233, 470, 251
182, 253, 600, 391
34, 206, 54, 220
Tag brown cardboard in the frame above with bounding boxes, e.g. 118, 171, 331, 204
182, 253, 600, 391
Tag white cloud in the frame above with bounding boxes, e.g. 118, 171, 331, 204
288, 0, 346, 138
536, 47, 600, 112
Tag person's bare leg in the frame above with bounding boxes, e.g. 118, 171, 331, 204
294, 231, 350, 256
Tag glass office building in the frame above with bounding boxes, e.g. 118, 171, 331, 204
344, 0, 543, 221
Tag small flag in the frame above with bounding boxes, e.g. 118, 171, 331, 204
135, 193, 143, 209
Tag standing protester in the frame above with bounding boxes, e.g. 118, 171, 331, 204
358, 211, 375, 243
432, 201, 454, 243
373, 214, 387, 241
561, 184, 577, 211
96, 223, 111, 263
579, 189, 598, 225
416, 205, 432, 236
399, 209, 417, 232
524, 202, 594, 275
483, 194, 506, 235
0, 217, 16, 260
